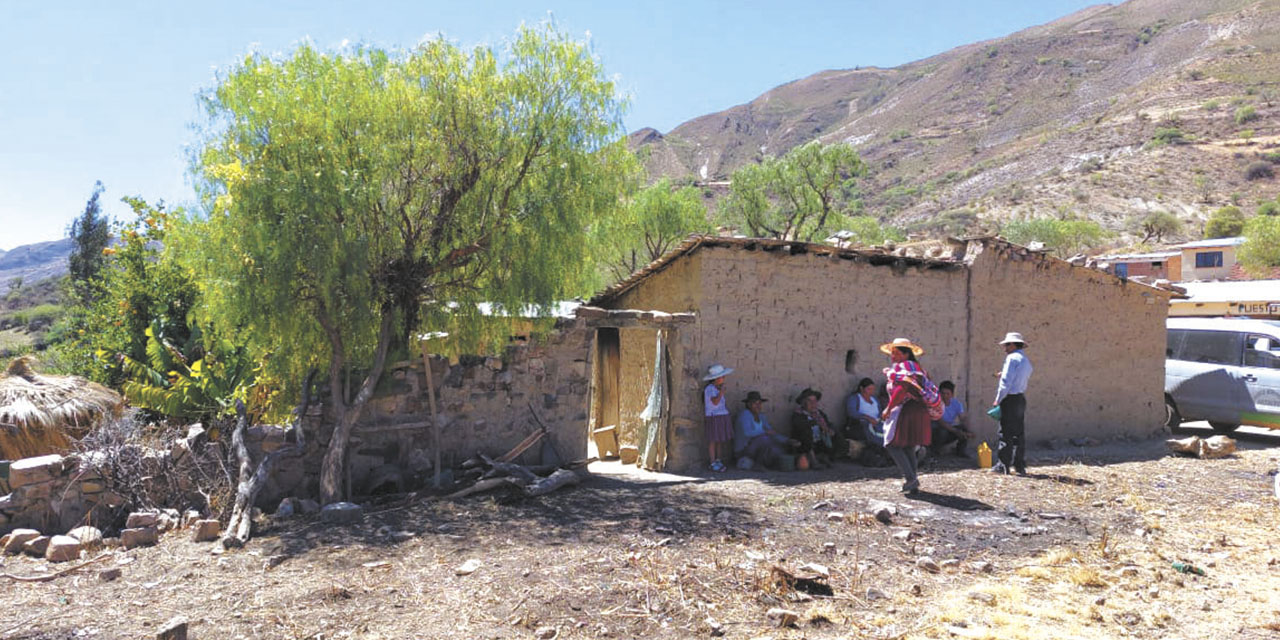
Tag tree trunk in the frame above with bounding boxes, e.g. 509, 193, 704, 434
319, 312, 395, 504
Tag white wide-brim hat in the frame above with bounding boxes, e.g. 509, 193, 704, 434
999, 332, 1028, 345
703, 363, 734, 381
879, 337, 925, 356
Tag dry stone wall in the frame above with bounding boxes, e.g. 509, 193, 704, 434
308, 317, 593, 493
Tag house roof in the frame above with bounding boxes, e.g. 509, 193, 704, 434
1177, 279, 1280, 303
1097, 250, 1179, 262
589, 234, 1175, 306
589, 235, 962, 306
1177, 236, 1245, 249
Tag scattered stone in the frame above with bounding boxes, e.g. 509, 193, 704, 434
865, 587, 889, 601
1120, 566, 1140, 578
766, 608, 800, 627
156, 616, 188, 640
159, 509, 181, 532
1147, 586, 1160, 599
126, 510, 160, 529
909, 583, 924, 596
867, 499, 897, 524
917, 557, 940, 573
940, 559, 961, 570
968, 591, 997, 605
320, 502, 364, 524
264, 554, 287, 569
275, 498, 296, 518
121, 526, 159, 549
23, 536, 51, 557
67, 526, 104, 549
192, 520, 221, 543
798, 562, 829, 577
45, 536, 81, 563
1094, 596, 1106, 606
3, 529, 41, 554
971, 561, 994, 574
181, 510, 202, 528
826, 512, 846, 522
100, 567, 122, 582
456, 558, 482, 576
1039, 512, 1067, 520
390, 530, 415, 543
298, 499, 321, 515
891, 528, 914, 541
811, 500, 835, 510
706, 616, 725, 636
822, 542, 836, 554
534, 626, 557, 640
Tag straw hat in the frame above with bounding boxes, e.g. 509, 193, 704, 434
878, 337, 925, 356
702, 363, 734, 381
998, 332, 1028, 345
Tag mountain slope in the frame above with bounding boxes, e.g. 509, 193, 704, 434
633, 0, 1280, 243
0, 238, 72, 289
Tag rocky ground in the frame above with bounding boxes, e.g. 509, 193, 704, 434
1, 422, 1278, 640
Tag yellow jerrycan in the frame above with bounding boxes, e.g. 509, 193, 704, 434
977, 442, 993, 469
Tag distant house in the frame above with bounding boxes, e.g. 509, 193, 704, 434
581, 235, 1173, 472
1177, 237, 1245, 282
1099, 250, 1180, 281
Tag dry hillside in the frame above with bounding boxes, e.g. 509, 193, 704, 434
633, 0, 1280, 244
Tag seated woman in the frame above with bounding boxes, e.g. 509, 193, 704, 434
792, 388, 836, 469
733, 391, 795, 469
844, 377, 891, 466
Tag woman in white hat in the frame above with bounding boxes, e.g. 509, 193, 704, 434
879, 338, 933, 494
702, 364, 734, 472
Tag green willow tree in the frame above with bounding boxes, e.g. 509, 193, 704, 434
717, 141, 867, 241
598, 178, 709, 281
185, 26, 630, 504
1000, 218, 1109, 255
67, 181, 111, 304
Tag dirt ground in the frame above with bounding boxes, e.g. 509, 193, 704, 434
2, 423, 1279, 640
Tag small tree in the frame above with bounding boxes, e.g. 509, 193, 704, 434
1204, 206, 1245, 238
1134, 210, 1182, 243
717, 141, 867, 241
67, 181, 111, 304
1000, 218, 1108, 255
598, 178, 709, 282
1238, 215, 1280, 275
1244, 161, 1274, 181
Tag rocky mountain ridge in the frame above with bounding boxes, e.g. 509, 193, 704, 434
632, 0, 1280, 246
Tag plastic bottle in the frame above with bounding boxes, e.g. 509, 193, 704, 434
977, 442, 993, 469
1172, 562, 1206, 576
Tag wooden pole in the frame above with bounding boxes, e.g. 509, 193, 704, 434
421, 342, 443, 489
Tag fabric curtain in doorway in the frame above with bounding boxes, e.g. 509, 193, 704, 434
637, 330, 670, 471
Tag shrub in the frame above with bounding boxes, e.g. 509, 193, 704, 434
1235, 105, 1259, 125
889, 128, 911, 142
1245, 161, 1274, 181
1257, 201, 1279, 216
1150, 128, 1186, 146
1203, 99, 1221, 111
1264, 152, 1280, 164
1205, 206, 1245, 238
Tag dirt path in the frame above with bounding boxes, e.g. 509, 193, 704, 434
2, 426, 1278, 639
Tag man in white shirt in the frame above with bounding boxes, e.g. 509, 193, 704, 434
992, 332, 1033, 475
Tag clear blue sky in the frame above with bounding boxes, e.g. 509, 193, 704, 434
0, 0, 1105, 250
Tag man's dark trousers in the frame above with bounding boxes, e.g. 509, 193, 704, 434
997, 393, 1026, 472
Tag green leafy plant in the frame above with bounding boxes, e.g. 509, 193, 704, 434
1205, 206, 1245, 238
1235, 105, 1258, 125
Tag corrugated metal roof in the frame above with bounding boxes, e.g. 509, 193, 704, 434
1097, 250, 1179, 261
1177, 236, 1245, 249
1177, 279, 1280, 303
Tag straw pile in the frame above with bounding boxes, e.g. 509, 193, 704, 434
0, 356, 124, 459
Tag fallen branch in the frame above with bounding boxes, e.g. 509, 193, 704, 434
523, 468, 582, 497
443, 477, 519, 500
478, 453, 539, 484
1, 552, 112, 583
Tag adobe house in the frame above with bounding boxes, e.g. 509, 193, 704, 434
581, 235, 1173, 472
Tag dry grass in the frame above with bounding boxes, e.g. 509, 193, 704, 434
0, 356, 123, 458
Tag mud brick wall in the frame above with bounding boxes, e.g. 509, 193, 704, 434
310, 317, 593, 493
967, 244, 1169, 442
607, 241, 1171, 471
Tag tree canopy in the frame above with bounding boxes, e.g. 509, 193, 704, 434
1204, 206, 1245, 239
67, 181, 111, 304
716, 141, 866, 241
1238, 215, 1280, 275
597, 178, 709, 281
184, 25, 631, 502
